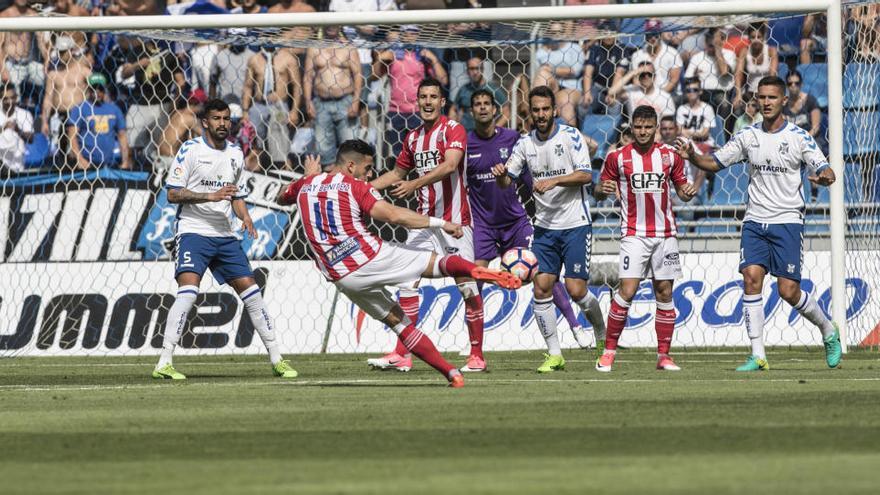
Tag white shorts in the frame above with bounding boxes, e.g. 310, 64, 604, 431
406, 226, 474, 262
619, 236, 682, 280
333, 242, 433, 321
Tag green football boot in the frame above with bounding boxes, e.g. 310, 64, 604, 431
823, 323, 843, 369
735, 355, 770, 372
152, 364, 186, 380
595, 339, 606, 357
537, 353, 566, 373
273, 360, 298, 378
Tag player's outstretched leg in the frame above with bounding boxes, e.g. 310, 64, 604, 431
737, 293, 770, 371
597, 293, 629, 372
552, 282, 591, 350
389, 317, 463, 388
574, 291, 606, 355
790, 289, 842, 368
238, 284, 297, 378
367, 289, 417, 372
534, 297, 565, 373
654, 301, 680, 371
153, 285, 198, 380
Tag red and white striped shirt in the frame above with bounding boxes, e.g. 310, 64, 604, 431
281, 173, 383, 281
396, 115, 471, 225
601, 142, 688, 238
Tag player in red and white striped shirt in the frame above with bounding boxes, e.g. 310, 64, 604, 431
278, 140, 520, 386
595, 105, 697, 372
368, 78, 489, 373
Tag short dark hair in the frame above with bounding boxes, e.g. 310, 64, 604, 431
660, 115, 676, 125
203, 98, 230, 115
528, 85, 555, 107
1, 82, 15, 95
787, 69, 803, 84
470, 88, 496, 108
683, 77, 701, 88
757, 75, 786, 92
748, 22, 767, 37
336, 139, 375, 165
631, 105, 658, 123
417, 77, 444, 95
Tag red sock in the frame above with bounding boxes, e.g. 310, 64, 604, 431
605, 294, 630, 351
464, 295, 484, 359
399, 324, 456, 377
394, 293, 420, 356
655, 306, 676, 355
439, 255, 477, 278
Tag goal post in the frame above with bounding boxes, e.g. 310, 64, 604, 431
2, 0, 872, 358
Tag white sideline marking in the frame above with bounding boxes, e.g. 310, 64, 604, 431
2, 377, 879, 392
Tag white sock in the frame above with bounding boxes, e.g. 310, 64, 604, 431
792, 291, 835, 338
533, 297, 561, 356
241, 285, 283, 365
575, 292, 606, 340
743, 293, 766, 359
156, 285, 198, 370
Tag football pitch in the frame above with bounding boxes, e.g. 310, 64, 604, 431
1, 349, 878, 495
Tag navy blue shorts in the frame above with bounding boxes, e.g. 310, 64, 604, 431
532, 224, 592, 280
740, 221, 803, 282
175, 233, 254, 285
472, 216, 534, 261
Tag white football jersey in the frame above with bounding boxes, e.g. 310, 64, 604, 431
165, 136, 248, 237
712, 121, 829, 224
505, 123, 593, 229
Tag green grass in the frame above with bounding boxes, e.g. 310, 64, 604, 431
1, 349, 879, 495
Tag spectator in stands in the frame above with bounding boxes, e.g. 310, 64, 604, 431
66, 73, 130, 170
676, 77, 716, 151
304, 25, 362, 167
209, 33, 255, 104
269, 0, 315, 55
734, 22, 778, 112
231, 0, 268, 14
242, 45, 301, 166
444, 0, 496, 103
228, 102, 262, 171
660, 114, 703, 222
847, 4, 880, 63
158, 88, 207, 164
450, 54, 508, 131
783, 70, 825, 152
38, 1, 92, 70
581, 29, 626, 115
734, 97, 762, 134
768, 16, 805, 63
116, 38, 185, 162
625, 19, 683, 98
684, 28, 736, 133
608, 61, 675, 120
533, 22, 584, 126
0, 82, 33, 173
42, 36, 91, 161
800, 13, 828, 64
605, 123, 632, 155
374, 25, 447, 157
0, 0, 43, 101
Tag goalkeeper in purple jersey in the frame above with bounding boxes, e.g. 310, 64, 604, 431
465, 89, 606, 352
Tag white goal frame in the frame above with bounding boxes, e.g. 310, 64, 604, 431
0, 0, 848, 351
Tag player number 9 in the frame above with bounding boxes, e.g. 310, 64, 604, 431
622, 256, 629, 270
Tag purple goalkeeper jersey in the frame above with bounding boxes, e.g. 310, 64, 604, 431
466, 127, 532, 228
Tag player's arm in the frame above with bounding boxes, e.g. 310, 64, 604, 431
168, 186, 237, 204
595, 156, 618, 201
670, 152, 696, 201
231, 198, 257, 238
368, 199, 463, 238
674, 137, 722, 173
370, 166, 408, 191
393, 148, 463, 197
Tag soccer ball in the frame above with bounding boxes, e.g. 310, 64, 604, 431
500, 248, 538, 283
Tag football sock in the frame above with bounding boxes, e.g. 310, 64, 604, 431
792, 290, 835, 338
604, 293, 630, 351
552, 282, 581, 330
156, 285, 198, 369
240, 285, 282, 365
533, 296, 561, 355
439, 254, 478, 278
396, 323, 456, 377
743, 293, 766, 359
655, 300, 676, 355
460, 282, 484, 359
575, 291, 607, 340
394, 289, 419, 357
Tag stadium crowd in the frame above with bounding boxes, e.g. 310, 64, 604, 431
0, 0, 877, 209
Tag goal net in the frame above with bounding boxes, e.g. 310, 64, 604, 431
1, 1, 878, 358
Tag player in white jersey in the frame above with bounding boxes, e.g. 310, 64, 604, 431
676, 76, 842, 371
493, 86, 606, 373
153, 99, 297, 380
